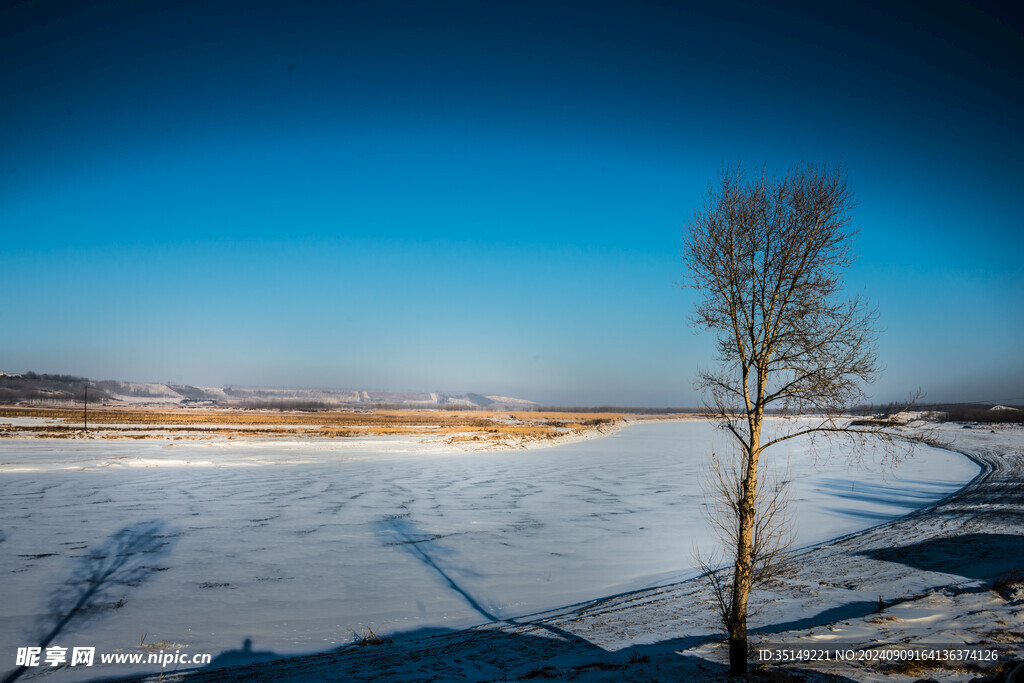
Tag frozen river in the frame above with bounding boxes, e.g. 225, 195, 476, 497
0, 421, 978, 679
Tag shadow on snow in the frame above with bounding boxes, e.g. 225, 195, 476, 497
2, 520, 179, 683
123, 516, 869, 681
856, 532, 1024, 581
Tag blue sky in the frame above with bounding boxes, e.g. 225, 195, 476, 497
2, 0, 1022, 406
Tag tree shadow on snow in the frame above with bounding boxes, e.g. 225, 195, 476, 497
2, 519, 179, 683
754, 600, 882, 635
814, 478, 940, 515
378, 516, 504, 624
122, 516, 869, 681
857, 532, 1024, 581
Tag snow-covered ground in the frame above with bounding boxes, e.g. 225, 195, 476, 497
0, 421, 1011, 682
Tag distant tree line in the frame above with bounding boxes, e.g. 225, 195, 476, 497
0, 372, 109, 404
20, 371, 88, 382
529, 405, 702, 414
936, 405, 1024, 424
241, 400, 335, 411
851, 401, 1024, 424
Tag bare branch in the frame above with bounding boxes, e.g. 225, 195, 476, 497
696, 448, 796, 635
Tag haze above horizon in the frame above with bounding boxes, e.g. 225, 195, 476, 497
3, 0, 1022, 407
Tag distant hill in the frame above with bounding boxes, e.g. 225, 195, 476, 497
0, 371, 538, 410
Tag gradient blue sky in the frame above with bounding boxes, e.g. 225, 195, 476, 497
2, 0, 1022, 406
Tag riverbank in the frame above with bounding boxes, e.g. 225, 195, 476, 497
0, 404, 641, 454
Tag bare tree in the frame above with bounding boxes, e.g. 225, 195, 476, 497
683, 162, 908, 676
697, 446, 794, 639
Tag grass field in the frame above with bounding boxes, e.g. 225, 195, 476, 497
0, 405, 634, 447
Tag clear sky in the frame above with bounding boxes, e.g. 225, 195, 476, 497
2, 0, 1022, 406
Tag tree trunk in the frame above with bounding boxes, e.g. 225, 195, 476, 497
728, 422, 761, 676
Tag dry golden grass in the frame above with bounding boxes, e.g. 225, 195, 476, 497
0, 405, 626, 447
866, 615, 901, 624
1, 406, 483, 426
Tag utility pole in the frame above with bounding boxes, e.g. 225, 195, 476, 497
84, 384, 88, 432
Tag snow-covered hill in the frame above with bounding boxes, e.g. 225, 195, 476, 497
0, 372, 537, 409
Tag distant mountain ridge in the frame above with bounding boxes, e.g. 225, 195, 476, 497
0, 372, 538, 410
